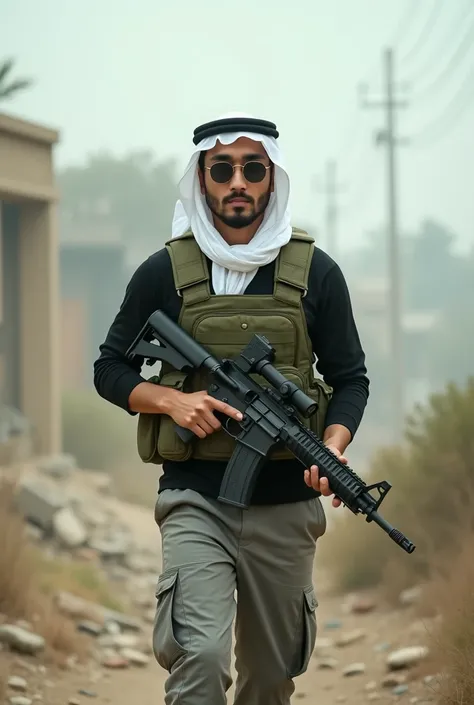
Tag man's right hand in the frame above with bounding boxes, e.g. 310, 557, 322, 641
163, 389, 243, 439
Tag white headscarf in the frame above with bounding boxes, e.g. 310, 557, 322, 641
171, 112, 292, 295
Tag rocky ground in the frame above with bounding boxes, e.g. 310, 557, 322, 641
0, 455, 443, 705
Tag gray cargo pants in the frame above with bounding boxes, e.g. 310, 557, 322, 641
152, 488, 326, 705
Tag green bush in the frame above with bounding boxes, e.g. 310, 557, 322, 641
61, 389, 137, 471
319, 377, 474, 594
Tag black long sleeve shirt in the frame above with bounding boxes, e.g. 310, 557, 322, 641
94, 245, 369, 505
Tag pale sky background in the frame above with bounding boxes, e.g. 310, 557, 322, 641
2, 0, 473, 256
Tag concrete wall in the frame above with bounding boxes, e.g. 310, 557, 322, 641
0, 112, 60, 455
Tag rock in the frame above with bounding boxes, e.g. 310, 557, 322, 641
68, 699, 81, 705
101, 608, 142, 633
365, 681, 377, 691
367, 694, 381, 702
89, 534, 130, 562
120, 647, 150, 666
14, 476, 66, 530
0, 625, 45, 655
316, 658, 338, 669
382, 674, 407, 688
124, 553, 156, 574
98, 633, 139, 649
78, 689, 98, 698
335, 628, 367, 647
342, 662, 366, 676
77, 620, 103, 637
52, 507, 87, 548
36, 453, 77, 479
101, 655, 129, 669
75, 505, 109, 530
393, 684, 409, 695
387, 646, 429, 670
9, 697, 32, 705
143, 608, 156, 624
399, 586, 423, 606
349, 596, 377, 614
23, 524, 44, 542
313, 637, 334, 655
324, 619, 342, 629
8, 676, 28, 692
103, 620, 121, 635
55, 591, 105, 625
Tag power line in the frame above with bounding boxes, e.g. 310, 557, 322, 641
409, 65, 474, 147
400, 3, 474, 86
408, 16, 474, 101
330, 0, 423, 176
398, 0, 445, 66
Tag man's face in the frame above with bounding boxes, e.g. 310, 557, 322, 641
198, 136, 274, 229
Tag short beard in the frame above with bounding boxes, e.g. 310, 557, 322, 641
205, 190, 271, 229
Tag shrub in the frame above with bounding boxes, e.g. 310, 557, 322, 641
0, 479, 122, 663
319, 377, 474, 595
421, 531, 474, 705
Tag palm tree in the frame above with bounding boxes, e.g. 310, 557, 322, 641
0, 58, 33, 102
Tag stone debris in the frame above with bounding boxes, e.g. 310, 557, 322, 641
387, 645, 430, 670
334, 628, 367, 647
8, 676, 28, 692
342, 662, 366, 676
0, 453, 443, 705
0, 625, 45, 655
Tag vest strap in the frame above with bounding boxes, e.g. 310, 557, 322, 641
165, 232, 211, 304
274, 228, 314, 306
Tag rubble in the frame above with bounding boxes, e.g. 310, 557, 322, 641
0, 626, 45, 655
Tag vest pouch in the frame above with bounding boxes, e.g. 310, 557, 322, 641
136, 370, 193, 465
306, 377, 333, 439
267, 366, 312, 461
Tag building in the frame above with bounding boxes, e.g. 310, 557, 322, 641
0, 111, 61, 455
59, 221, 128, 389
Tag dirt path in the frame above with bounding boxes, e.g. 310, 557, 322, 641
3, 576, 438, 705
1, 469, 438, 704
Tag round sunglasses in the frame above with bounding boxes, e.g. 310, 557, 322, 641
205, 161, 271, 184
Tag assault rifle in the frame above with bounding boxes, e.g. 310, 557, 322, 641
126, 310, 416, 555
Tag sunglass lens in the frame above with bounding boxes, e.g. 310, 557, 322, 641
210, 163, 234, 183
243, 162, 267, 183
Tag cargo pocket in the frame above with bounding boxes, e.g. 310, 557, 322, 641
288, 586, 318, 678
152, 569, 188, 672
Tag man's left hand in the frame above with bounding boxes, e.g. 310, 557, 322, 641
303, 444, 348, 508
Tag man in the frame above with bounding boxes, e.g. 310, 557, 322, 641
94, 113, 369, 705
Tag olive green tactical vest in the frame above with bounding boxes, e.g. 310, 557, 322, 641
136, 227, 333, 465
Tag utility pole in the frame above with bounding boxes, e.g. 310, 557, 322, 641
314, 160, 345, 260
360, 47, 408, 441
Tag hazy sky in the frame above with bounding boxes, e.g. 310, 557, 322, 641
2, 0, 473, 255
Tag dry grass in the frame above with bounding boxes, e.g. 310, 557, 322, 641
0, 478, 121, 664
37, 553, 124, 613
0, 659, 8, 702
319, 378, 474, 598
0, 479, 37, 617
418, 532, 474, 705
